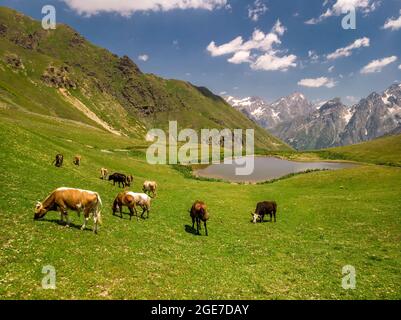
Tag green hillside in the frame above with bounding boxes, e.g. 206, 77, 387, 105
1, 106, 401, 299
318, 134, 401, 167
0, 6, 289, 151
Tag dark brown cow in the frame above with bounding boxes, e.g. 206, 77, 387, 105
108, 173, 129, 188
251, 201, 277, 224
190, 200, 209, 236
53, 154, 63, 167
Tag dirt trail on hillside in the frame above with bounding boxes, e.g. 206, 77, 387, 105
58, 88, 122, 136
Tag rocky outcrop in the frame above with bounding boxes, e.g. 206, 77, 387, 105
41, 65, 77, 89
4, 53, 24, 70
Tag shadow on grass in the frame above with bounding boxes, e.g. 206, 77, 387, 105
112, 211, 147, 221
184, 224, 199, 236
38, 218, 92, 231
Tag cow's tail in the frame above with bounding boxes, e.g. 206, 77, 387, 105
95, 193, 103, 225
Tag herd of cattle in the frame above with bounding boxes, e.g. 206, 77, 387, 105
33, 154, 278, 235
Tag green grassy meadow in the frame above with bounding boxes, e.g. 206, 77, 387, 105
1, 108, 400, 300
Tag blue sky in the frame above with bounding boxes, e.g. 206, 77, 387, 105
1, 0, 401, 104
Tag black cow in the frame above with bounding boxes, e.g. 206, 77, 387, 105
251, 201, 277, 223
53, 154, 64, 167
108, 173, 130, 188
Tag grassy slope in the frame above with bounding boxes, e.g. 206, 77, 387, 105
0, 6, 289, 151
317, 134, 401, 167
0, 108, 400, 300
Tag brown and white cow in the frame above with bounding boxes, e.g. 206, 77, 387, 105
73, 155, 81, 166
34, 187, 102, 233
142, 181, 157, 198
100, 168, 108, 180
251, 201, 277, 224
112, 191, 151, 220
190, 200, 209, 236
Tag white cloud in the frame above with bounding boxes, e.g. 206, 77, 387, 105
298, 77, 337, 88
207, 20, 296, 72
328, 66, 335, 73
308, 50, 319, 62
360, 56, 398, 74
327, 37, 370, 60
251, 53, 297, 71
62, 0, 228, 16
399, 64, 401, 70
138, 54, 149, 62
345, 95, 359, 104
207, 36, 244, 57
305, 0, 379, 24
248, 0, 268, 22
228, 51, 252, 64
383, 10, 401, 31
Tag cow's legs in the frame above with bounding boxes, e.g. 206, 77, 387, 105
192, 217, 195, 230
204, 221, 208, 236
196, 218, 200, 235
93, 216, 98, 234
64, 212, 70, 227
81, 215, 89, 230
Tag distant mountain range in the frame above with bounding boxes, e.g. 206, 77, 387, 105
224, 83, 401, 150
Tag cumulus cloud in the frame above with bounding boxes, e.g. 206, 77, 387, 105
298, 77, 337, 88
383, 10, 401, 31
228, 51, 252, 64
207, 20, 297, 72
62, 0, 229, 16
360, 56, 398, 74
251, 53, 297, 71
248, 0, 268, 22
399, 64, 401, 70
305, 0, 379, 25
326, 37, 370, 60
138, 54, 149, 62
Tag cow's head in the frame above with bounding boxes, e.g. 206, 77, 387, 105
34, 202, 47, 220
251, 212, 261, 224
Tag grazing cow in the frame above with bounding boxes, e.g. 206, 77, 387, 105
53, 154, 63, 167
112, 191, 151, 220
34, 187, 102, 233
108, 173, 129, 188
190, 200, 209, 236
126, 174, 134, 185
100, 168, 108, 180
142, 181, 157, 198
73, 155, 81, 166
251, 201, 277, 224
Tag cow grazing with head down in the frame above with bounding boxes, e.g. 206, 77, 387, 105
126, 174, 134, 185
112, 191, 151, 220
34, 187, 103, 233
100, 168, 108, 180
73, 155, 81, 166
190, 200, 209, 236
53, 154, 63, 167
108, 173, 129, 188
143, 181, 157, 198
251, 201, 277, 224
